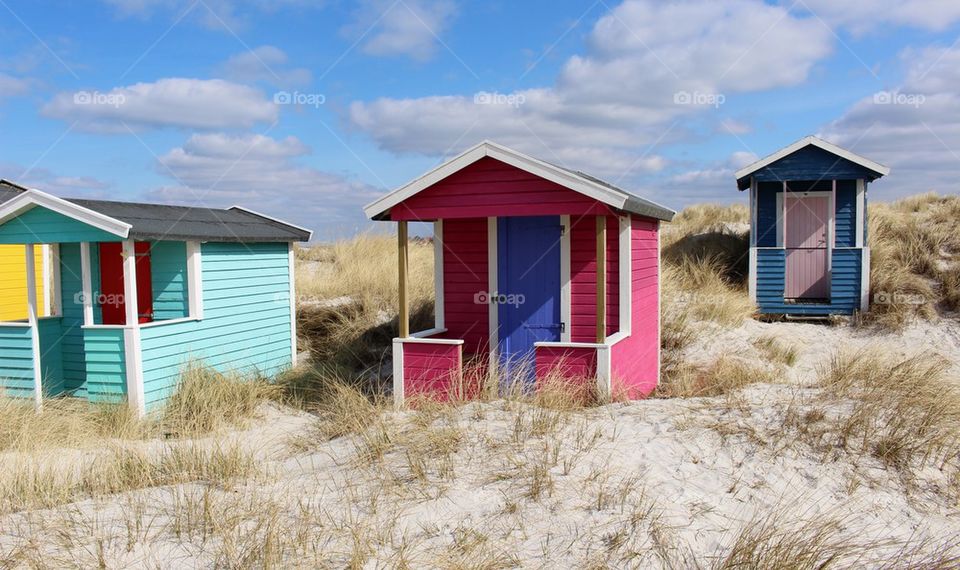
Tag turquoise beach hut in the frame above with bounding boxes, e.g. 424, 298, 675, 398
0, 185, 311, 415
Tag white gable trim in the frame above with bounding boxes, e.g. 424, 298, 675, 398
229, 205, 314, 240
0, 190, 131, 238
735, 135, 891, 182
363, 141, 630, 219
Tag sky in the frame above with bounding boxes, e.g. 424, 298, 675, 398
0, 0, 958, 241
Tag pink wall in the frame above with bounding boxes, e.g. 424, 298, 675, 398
535, 345, 597, 382
611, 216, 660, 399
570, 215, 620, 342
403, 342, 463, 401
391, 157, 613, 221
438, 218, 489, 355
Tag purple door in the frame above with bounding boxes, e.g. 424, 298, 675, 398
785, 195, 829, 299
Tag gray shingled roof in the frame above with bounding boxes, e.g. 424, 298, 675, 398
66, 199, 311, 242
0, 180, 26, 205
553, 165, 675, 222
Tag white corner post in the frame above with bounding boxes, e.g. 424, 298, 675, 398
392, 337, 404, 409
619, 215, 632, 336
857, 179, 869, 312
79, 242, 95, 326
186, 241, 204, 321
656, 220, 662, 387
284, 242, 296, 367
121, 240, 146, 418
49, 245, 62, 317
433, 220, 445, 330
25, 244, 42, 410
748, 179, 758, 303
560, 215, 571, 342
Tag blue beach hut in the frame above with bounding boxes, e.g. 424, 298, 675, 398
735, 136, 889, 316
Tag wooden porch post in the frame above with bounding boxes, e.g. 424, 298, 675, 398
122, 239, 146, 417
596, 216, 607, 343
25, 244, 42, 410
398, 221, 409, 338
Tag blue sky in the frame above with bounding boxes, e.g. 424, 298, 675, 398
0, 0, 958, 240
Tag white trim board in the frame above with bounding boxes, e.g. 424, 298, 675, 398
560, 215, 571, 342
287, 242, 297, 367
392, 338, 404, 408
433, 220, 445, 330
25, 245, 42, 409
121, 239, 146, 418
0, 189, 131, 237
363, 140, 674, 220
735, 135, 891, 182
618, 215, 631, 336
229, 205, 314, 240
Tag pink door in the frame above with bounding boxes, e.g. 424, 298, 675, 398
785, 195, 829, 299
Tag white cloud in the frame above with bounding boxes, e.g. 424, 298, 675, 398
0, 73, 31, 99
349, 0, 832, 179
821, 46, 960, 200
345, 0, 458, 61
789, 0, 960, 35
102, 0, 319, 30
219, 46, 312, 88
41, 78, 278, 133
0, 164, 112, 197
149, 133, 380, 236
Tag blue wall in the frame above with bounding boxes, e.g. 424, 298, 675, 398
756, 249, 862, 315
138, 242, 292, 409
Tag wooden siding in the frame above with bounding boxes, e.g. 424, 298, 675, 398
439, 218, 489, 354
756, 181, 859, 248
0, 245, 45, 321
534, 345, 597, 380
611, 217, 660, 398
834, 180, 857, 247
755, 182, 780, 247
0, 325, 34, 398
0, 206, 121, 244
750, 145, 879, 183
83, 328, 127, 404
756, 248, 862, 315
138, 242, 293, 409
149, 241, 189, 320
59, 243, 98, 394
391, 157, 613, 221
403, 342, 464, 401
570, 215, 619, 342
37, 318, 65, 395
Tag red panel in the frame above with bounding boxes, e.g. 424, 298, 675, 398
569, 215, 620, 342
98, 242, 154, 325
610, 217, 660, 399
439, 218, 489, 354
403, 342, 467, 402
391, 157, 614, 221
535, 345, 597, 380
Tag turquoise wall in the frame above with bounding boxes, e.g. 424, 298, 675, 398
37, 318, 65, 395
0, 325, 34, 397
149, 241, 189, 320
83, 327, 127, 403
59, 244, 90, 394
139, 242, 292, 409
0, 207, 122, 244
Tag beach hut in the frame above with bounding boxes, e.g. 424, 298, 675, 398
364, 141, 675, 404
735, 136, 890, 316
0, 181, 49, 321
0, 186, 311, 415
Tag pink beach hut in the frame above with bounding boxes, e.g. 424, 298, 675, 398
364, 141, 675, 404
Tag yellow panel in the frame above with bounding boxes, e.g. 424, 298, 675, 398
0, 244, 48, 321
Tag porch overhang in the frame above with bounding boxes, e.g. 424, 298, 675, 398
0, 190, 132, 242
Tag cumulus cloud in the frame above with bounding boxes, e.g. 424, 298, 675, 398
41, 78, 278, 133
149, 133, 380, 236
0, 164, 112, 198
348, 0, 832, 179
219, 46, 312, 88
345, 0, 458, 61
820, 46, 960, 200
789, 0, 960, 35
0, 73, 31, 98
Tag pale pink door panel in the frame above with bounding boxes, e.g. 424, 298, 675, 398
786, 249, 829, 298
785, 195, 829, 299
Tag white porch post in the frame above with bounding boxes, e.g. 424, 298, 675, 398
121, 239, 146, 417
79, 242, 95, 326
25, 244, 42, 410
